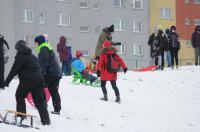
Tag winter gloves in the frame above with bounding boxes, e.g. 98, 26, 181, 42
96, 70, 100, 77
123, 68, 128, 73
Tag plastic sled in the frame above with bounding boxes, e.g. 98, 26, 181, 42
133, 65, 159, 72
72, 67, 100, 87
26, 87, 51, 107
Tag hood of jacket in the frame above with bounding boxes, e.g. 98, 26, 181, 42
17, 46, 32, 56
59, 36, 66, 44
195, 25, 200, 33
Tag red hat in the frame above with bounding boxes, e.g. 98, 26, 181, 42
76, 50, 83, 58
103, 40, 112, 48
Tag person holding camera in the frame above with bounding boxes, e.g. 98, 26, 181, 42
0, 34, 9, 89
95, 25, 114, 59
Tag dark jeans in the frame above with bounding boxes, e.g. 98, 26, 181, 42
15, 80, 50, 123
170, 48, 179, 66
101, 80, 120, 96
66, 60, 72, 75
0, 61, 4, 88
45, 76, 61, 112
154, 50, 164, 69
82, 72, 97, 83
194, 47, 200, 65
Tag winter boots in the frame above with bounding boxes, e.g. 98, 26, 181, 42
51, 110, 60, 115
115, 96, 121, 103
100, 94, 108, 101
100, 94, 121, 103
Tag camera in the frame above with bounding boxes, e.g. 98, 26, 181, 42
112, 42, 121, 46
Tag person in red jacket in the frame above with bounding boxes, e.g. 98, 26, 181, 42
96, 40, 127, 103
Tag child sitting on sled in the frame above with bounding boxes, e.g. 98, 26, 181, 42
72, 50, 98, 85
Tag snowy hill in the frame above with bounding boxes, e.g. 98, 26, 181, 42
0, 66, 200, 132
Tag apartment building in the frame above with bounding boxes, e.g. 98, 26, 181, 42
176, 0, 200, 65
0, 0, 150, 75
149, 0, 176, 33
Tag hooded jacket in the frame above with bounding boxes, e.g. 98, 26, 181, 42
97, 46, 126, 81
57, 36, 68, 62
5, 47, 44, 85
35, 35, 62, 77
191, 25, 200, 48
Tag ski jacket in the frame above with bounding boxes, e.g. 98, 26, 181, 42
5, 47, 44, 85
97, 47, 126, 81
37, 42, 62, 77
57, 36, 68, 62
72, 58, 85, 73
191, 26, 200, 48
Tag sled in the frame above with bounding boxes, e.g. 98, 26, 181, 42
72, 67, 100, 87
133, 65, 159, 72
0, 109, 39, 129
26, 87, 51, 107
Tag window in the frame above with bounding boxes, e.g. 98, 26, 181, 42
80, 50, 90, 57
132, 0, 143, 9
133, 44, 143, 56
133, 20, 142, 32
194, 19, 200, 25
80, 1, 89, 8
94, 25, 100, 33
185, 18, 190, 25
114, 18, 125, 31
113, 0, 124, 8
23, 35, 35, 48
185, 0, 190, 3
39, 12, 45, 24
80, 25, 90, 32
94, 0, 100, 9
56, 14, 71, 26
193, 0, 200, 4
22, 10, 34, 23
56, 0, 71, 3
116, 43, 125, 54
160, 8, 172, 19
185, 40, 192, 48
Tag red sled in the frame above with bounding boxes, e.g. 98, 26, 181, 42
26, 87, 51, 107
133, 65, 159, 72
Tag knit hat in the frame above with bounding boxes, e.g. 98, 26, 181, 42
103, 40, 112, 48
107, 25, 114, 33
15, 40, 27, 50
34, 35, 46, 45
76, 50, 83, 58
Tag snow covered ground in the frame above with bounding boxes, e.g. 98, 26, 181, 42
0, 66, 200, 132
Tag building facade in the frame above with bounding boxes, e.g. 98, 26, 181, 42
176, 0, 200, 65
149, 0, 176, 33
0, 0, 150, 75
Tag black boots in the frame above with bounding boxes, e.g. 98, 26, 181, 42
100, 94, 121, 103
115, 96, 121, 103
100, 94, 108, 101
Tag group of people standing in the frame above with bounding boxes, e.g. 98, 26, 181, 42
148, 25, 180, 70
148, 25, 200, 70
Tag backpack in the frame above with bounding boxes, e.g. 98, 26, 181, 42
106, 54, 121, 73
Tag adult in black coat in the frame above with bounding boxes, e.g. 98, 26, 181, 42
34, 35, 62, 115
4, 40, 50, 125
191, 25, 200, 65
148, 29, 167, 70
0, 34, 9, 89
168, 26, 180, 69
